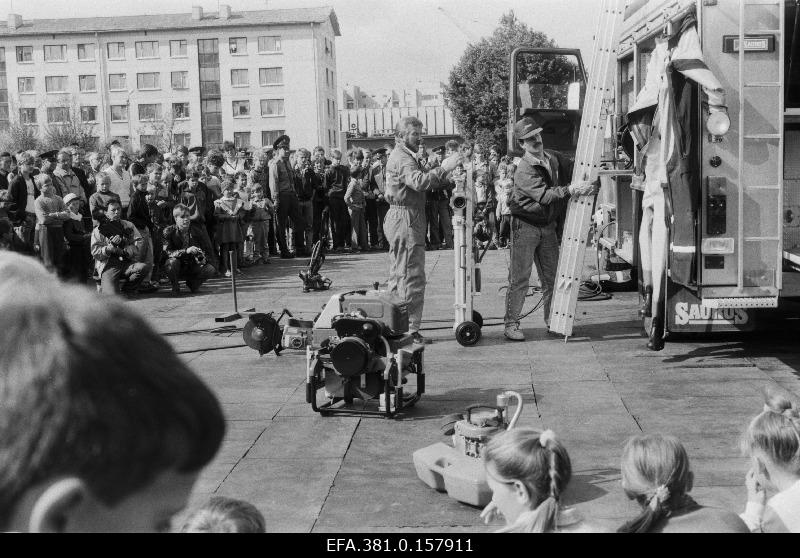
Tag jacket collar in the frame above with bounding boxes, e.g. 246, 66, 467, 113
522, 150, 554, 181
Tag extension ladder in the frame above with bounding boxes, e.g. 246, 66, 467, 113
548, 0, 627, 338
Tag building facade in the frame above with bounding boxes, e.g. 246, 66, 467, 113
0, 5, 340, 151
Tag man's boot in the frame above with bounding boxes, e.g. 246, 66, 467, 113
639, 285, 653, 318
647, 315, 665, 351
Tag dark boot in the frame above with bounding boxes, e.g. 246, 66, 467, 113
639, 286, 653, 318
647, 316, 665, 351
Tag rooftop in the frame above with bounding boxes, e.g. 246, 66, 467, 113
0, 6, 340, 38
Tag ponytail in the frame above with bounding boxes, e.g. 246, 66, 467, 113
529, 431, 565, 533
617, 485, 670, 533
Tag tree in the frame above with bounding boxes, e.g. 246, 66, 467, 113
41, 97, 98, 152
444, 11, 573, 151
136, 108, 189, 153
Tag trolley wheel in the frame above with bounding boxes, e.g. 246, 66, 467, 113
455, 321, 481, 346
472, 310, 483, 328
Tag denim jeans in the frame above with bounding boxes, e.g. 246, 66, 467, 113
504, 218, 559, 327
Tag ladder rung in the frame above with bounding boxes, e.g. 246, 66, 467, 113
743, 134, 781, 139
744, 184, 780, 189
741, 29, 781, 34
744, 82, 781, 87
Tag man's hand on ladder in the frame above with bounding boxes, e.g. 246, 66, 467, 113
568, 177, 600, 197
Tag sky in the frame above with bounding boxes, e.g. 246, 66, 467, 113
2, 0, 601, 91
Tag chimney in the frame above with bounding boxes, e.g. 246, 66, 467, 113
8, 14, 22, 30
219, 4, 231, 20
191, 6, 203, 21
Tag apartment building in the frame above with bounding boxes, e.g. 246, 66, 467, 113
0, 5, 340, 151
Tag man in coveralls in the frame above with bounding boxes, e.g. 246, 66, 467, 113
384, 117, 461, 344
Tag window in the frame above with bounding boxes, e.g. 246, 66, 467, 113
173, 133, 191, 146
231, 69, 248, 87
108, 74, 126, 91
327, 99, 331, 118
234, 132, 251, 149
43, 45, 66, 62
135, 41, 159, 59
232, 100, 250, 117
19, 108, 36, 125
259, 67, 283, 86
137, 72, 160, 90
79, 75, 96, 92
229, 37, 246, 54
77, 43, 95, 61
17, 77, 34, 93
325, 68, 329, 86
139, 134, 159, 147
138, 103, 162, 121
173, 102, 190, 119
80, 106, 98, 122
257, 36, 281, 53
16, 46, 32, 63
346, 100, 354, 109
107, 42, 125, 60
45, 76, 68, 93
262, 129, 285, 146
46, 107, 69, 123
170, 39, 187, 58
111, 105, 128, 122
260, 98, 284, 117
171, 71, 188, 90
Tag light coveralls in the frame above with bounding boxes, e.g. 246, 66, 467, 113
383, 142, 449, 333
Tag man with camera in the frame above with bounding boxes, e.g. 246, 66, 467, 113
162, 203, 217, 295
503, 115, 597, 341
384, 116, 462, 345
269, 135, 308, 258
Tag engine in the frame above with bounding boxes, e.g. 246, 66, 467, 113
306, 290, 425, 418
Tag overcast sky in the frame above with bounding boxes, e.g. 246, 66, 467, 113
3, 0, 600, 90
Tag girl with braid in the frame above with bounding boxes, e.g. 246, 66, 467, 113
480, 428, 600, 532
618, 434, 748, 532
740, 388, 800, 532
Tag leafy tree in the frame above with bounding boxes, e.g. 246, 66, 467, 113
444, 11, 575, 152
41, 97, 98, 152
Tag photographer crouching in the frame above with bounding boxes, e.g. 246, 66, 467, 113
163, 203, 217, 295
504, 116, 597, 341
385, 116, 462, 345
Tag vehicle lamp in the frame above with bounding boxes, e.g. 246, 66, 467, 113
706, 111, 730, 137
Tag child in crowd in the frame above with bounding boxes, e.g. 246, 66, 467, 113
344, 157, 368, 253
33, 174, 70, 273
494, 163, 514, 248
179, 496, 265, 533
248, 185, 273, 264
62, 192, 91, 284
480, 428, 599, 532
740, 387, 800, 532
88, 172, 121, 228
128, 174, 158, 293
0, 252, 225, 532
617, 433, 748, 532
233, 171, 253, 265
214, 180, 245, 277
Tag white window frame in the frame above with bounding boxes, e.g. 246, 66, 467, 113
43, 44, 66, 62
80, 105, 98, 123
44, 76, 68, 94
261, 129, 285, 146
136, 72, 160, 91
135, 41, 159, 59
259, 67, 283, 86
16, 46, 33, 63
77, 43, 95, 61
110, 105, 128, 122
108, 74, 127, 91
231, 69, 248, 87
17, 77, 34, 94
107, 42, 125, 60
229, 37, 247, 55
260, 98, 285, 117
46, 106, 69, 124
137, 103, 162, 121
173, 133, 191, 147
232, 100, 251, 118
233, 132, 251, 149
171, 71, 188, 90
79, 75, 97, 93
19, 108, 36, 125
173, 102, 190, 120
169, 39, 187, 58
257, 36, 281, 53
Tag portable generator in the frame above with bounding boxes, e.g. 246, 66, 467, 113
242, 309, 314, 355
306, 289, 425, 418
413, 391, 523, 506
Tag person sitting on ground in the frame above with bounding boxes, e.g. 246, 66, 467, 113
740, 386, 800, 532
0, 252, 225, 532
90, 198, 149, 295
62, 192, 91, 284
128, 174, 159, 294
480, 428, 602, 532
617, 433, 748, 532
34, 174, 71, 273
88, 172, 121, 228
179, 496, 265, 533
179, 172, 217, 270
162, 203, 216, 296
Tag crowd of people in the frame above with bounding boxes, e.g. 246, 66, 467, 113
0, 251, 797, 533
0, 133, 521, 298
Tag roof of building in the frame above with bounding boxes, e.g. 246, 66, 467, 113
0, 6, 340, 38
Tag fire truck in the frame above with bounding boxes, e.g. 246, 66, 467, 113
509, 0, 799, 336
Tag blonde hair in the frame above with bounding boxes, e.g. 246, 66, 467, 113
180, 496, 265, 533
484, 428, 571, 533
742, 387, 800, 474
618, 434, 692, 533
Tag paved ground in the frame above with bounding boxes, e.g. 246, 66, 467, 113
134, 247, 800, 532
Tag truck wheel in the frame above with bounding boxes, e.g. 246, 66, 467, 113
456, 321, 481, 346
472, 310, 484, 328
